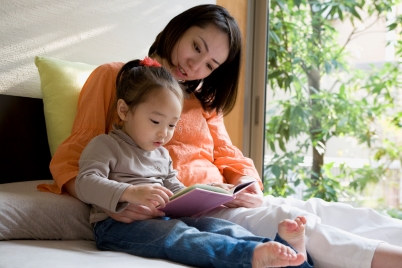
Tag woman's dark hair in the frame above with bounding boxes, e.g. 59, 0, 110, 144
148, 4, 242, 116
107, 59, 183, 126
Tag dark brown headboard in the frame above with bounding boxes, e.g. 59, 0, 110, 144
0, 94, 52, 183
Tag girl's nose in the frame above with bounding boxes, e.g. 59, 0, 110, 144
158, 129, 167, 138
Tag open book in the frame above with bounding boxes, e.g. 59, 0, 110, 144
158, 181, 256, 217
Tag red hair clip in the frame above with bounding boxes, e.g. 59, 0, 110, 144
139, 57, 162, 67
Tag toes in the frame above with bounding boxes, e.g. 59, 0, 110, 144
296, 216, 307, 225
289, 253, 306, 266
294, 216, 307, 229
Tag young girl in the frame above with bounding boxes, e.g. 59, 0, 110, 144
75, 57, 314, 268
40, 4, 402, 267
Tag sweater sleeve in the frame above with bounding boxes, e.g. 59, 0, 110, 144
75, 135, 130, 213
163, 157, 186, 194
37, 62, 124, 194
205, 111, 263, 189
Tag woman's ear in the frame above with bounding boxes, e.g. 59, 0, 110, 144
117, 99, 129, 121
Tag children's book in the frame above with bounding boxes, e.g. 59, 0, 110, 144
158, 181, 256, 218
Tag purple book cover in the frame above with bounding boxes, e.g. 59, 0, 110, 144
159, 181, 255, 217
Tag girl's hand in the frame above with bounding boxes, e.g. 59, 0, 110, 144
120, 184, 173, 209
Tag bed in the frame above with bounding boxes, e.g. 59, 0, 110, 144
0, 57, 189, 267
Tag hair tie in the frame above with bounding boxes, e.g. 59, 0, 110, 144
139, 56, 162, 67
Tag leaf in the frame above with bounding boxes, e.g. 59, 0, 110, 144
293, 0, 302, 9
337, 7, 344, 21
293, 57, 302, 64
279, 138, 286, 152
388, 22, 397, 31
339, 84, 345, 96
269, 70, 284, 79
269, 141, 276, 152
324, 61, 332, 73
269, 31, 281, 44
349, 6, 362, 21
271, 165, 281, 178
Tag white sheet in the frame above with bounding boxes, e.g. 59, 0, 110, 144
0, 240, 190, 267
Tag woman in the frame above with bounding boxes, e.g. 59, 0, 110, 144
38, 4, 402, 268
74, 58, 312, 268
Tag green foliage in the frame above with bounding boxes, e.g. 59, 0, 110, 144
265, 0, 402, 201
386, 208, 402, 220
264, 152, 306, 197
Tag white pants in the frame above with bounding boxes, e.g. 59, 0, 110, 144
203, 195, 402, 268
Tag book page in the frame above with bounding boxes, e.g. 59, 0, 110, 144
228, 180, 256, 194
170, 184, 230, 201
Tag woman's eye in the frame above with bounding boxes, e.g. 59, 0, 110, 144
207, 64, 213, 71
169, 124, 176, 128
151, 120, 159, 125
194, 42, 201, 53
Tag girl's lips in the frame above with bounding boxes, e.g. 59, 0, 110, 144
153, 142, 162, 147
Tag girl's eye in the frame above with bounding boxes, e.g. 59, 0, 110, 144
169, 124, 176, 128
207, 64, 213, 71
151, 120, 159, 125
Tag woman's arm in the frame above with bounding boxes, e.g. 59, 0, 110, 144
222, 170, 263, 208
207, 112, 264, 208
41, 62, 124, 195
206, 111, 262, 185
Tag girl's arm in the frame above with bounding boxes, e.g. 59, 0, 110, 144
77, 135, 173, 212
75, 135, 129, 212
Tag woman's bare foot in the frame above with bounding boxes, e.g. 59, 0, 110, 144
252, 241, 305, 268
278, 216, 308, 259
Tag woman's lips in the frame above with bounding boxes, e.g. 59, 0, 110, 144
175, 66, 187, 79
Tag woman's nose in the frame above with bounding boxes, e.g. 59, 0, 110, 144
188, 57, 203, 71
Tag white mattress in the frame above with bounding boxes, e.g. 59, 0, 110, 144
0, 240, 190, 268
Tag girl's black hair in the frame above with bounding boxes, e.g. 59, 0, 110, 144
107, 59, 182, 126
148, 4, 242, 116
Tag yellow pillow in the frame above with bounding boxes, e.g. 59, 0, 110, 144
35, 56, 97, 156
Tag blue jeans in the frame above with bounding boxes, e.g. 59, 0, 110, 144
94, 216, 313, 268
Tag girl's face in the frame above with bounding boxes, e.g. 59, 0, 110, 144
117, 89, 182, 152
169, 24, 230, 81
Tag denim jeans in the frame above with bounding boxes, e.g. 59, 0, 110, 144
94, 216, 313, 268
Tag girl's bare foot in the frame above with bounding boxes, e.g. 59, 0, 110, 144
252, 241, 305, 268
278, 216, 308, 259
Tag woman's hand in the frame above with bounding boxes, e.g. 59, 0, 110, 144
104, 203, 166, 223
224, 176, 264, 208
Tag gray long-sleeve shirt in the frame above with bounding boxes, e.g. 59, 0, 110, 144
76, 126, 185, 223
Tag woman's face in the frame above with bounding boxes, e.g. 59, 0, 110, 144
169, 24, 230, 81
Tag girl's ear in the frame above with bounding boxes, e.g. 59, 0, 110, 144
117, 99, 129, 121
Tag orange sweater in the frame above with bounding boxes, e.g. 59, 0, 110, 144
38, 62, 262, 194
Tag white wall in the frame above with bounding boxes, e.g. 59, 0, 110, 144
0, 0, 214, 98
